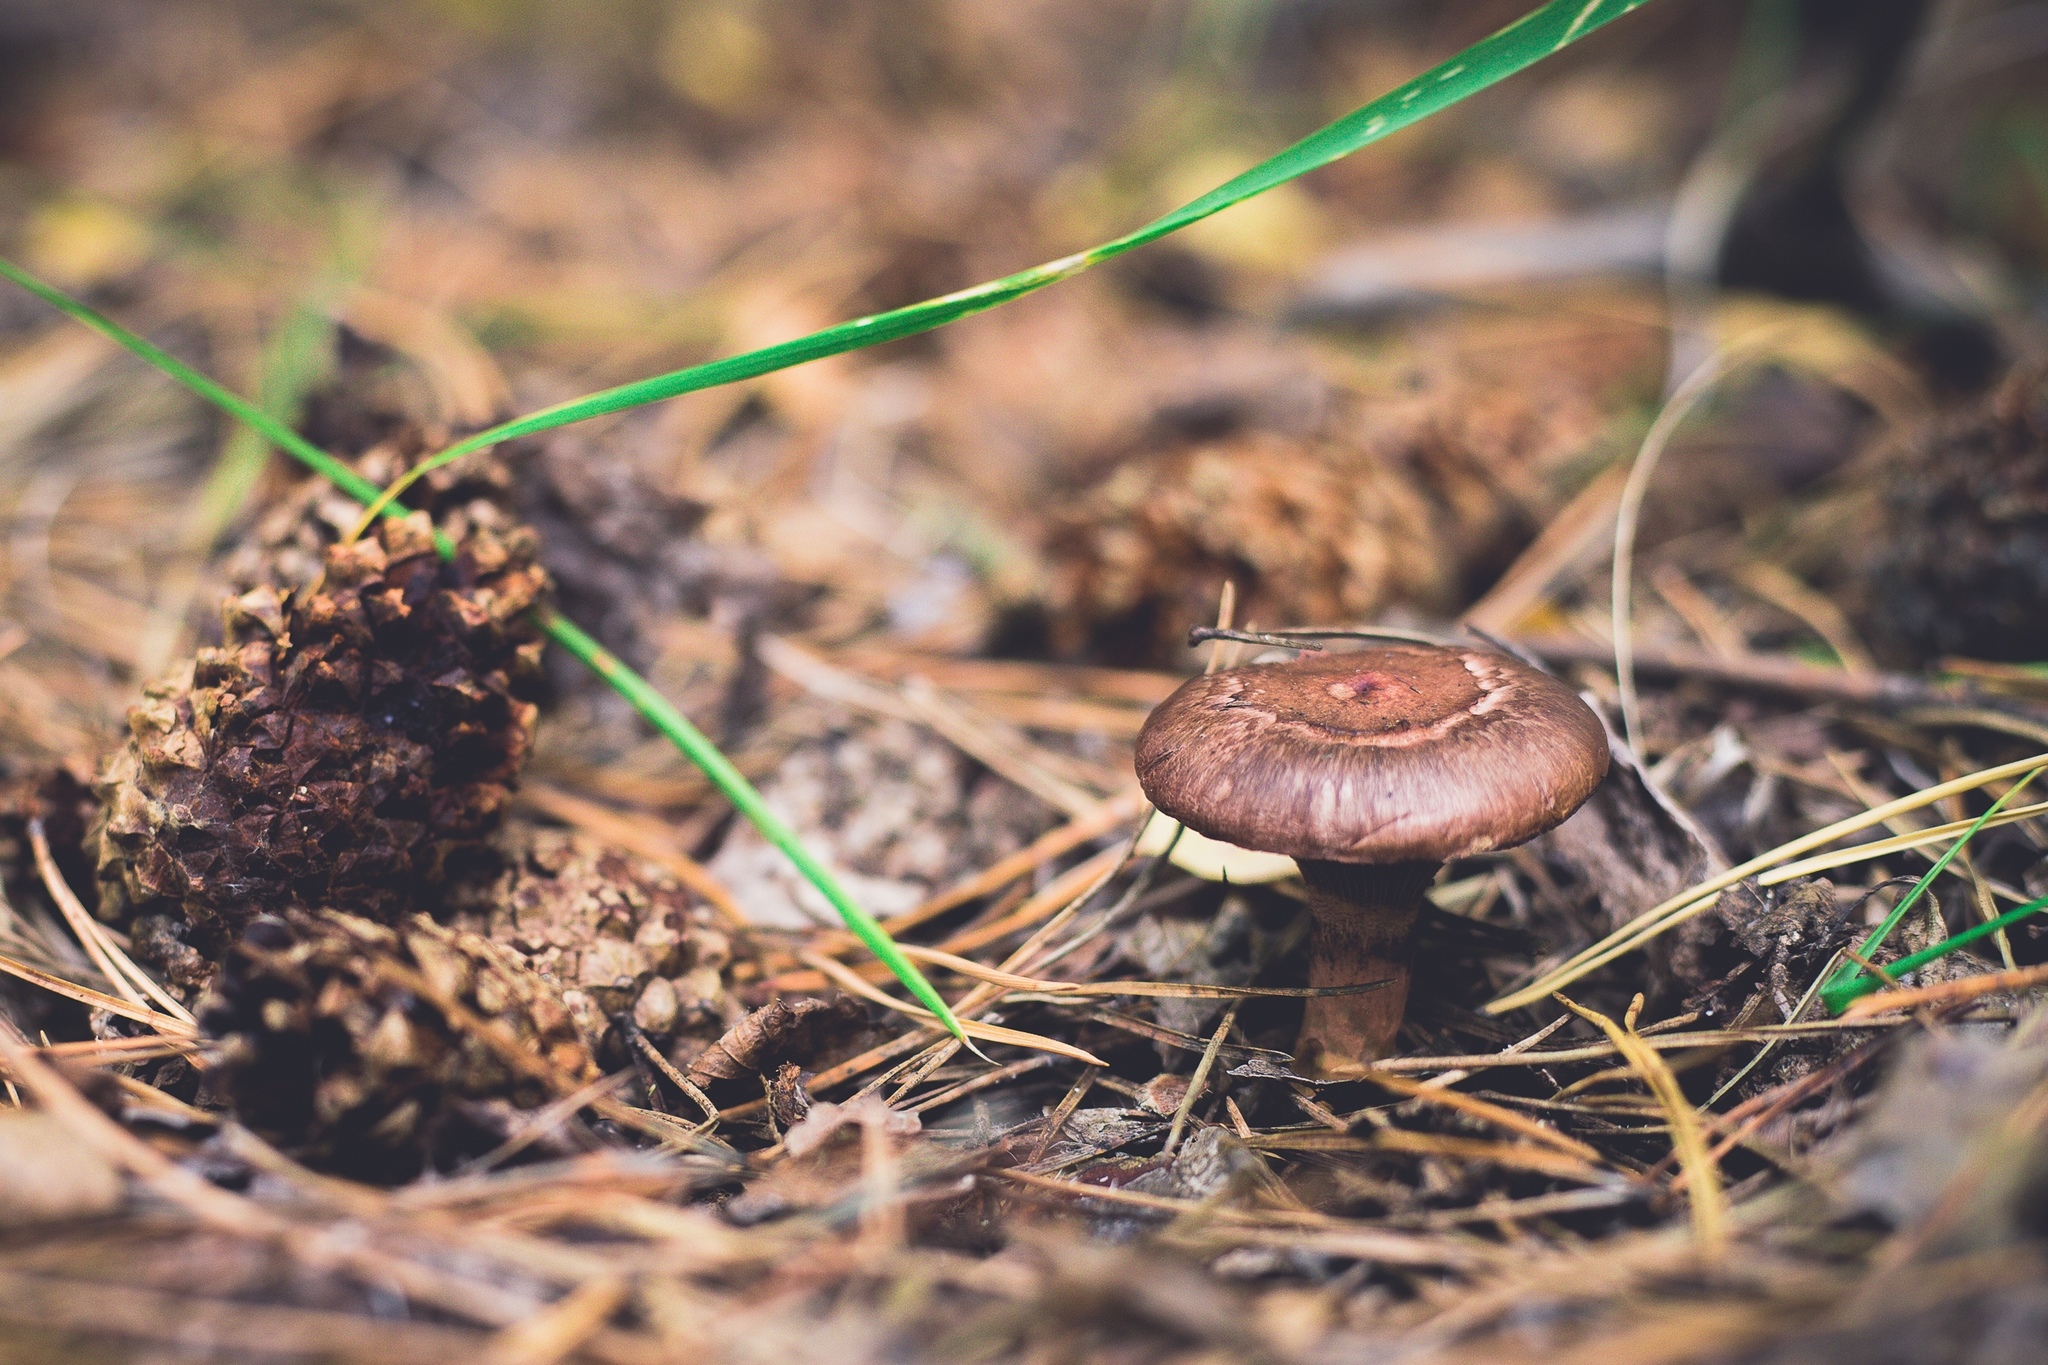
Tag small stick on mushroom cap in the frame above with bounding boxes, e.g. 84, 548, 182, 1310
1134, 643, 1608, 1074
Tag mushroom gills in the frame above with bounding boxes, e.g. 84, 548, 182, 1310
1133, 816, 1298, 883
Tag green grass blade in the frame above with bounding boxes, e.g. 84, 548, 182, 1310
0, 255, 970, 1045
188, 291, 334, 548
0, 256, 378, 507
1819, 766, 2044, 1010
354, 0, 1657, 524
1821, 891, 2048, 1013
541, 611, 968, 1037
10, 0, 1663, 1051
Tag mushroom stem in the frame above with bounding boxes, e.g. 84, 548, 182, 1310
1294, 858, 1438, 1073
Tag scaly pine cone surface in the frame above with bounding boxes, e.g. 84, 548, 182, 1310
200, 909, 595, 1181
450, 824, 756, 1064
92, 511, 548, 991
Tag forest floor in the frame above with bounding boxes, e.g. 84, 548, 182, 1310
2, 2, 2047, 1362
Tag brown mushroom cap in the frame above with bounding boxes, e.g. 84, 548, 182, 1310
1134, 644, 1609, 865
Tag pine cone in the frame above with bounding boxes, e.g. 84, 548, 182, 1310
451, 825, 754, 1059
1034, 307, 1660, 666
1042, 428, 1449, 664
217, 423, 520, 602
91, 511, 548, 988
200, 909, 595, 1180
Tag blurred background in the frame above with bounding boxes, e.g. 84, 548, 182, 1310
0, 0, 2044, 787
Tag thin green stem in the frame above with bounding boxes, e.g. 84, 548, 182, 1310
352, 0, 1657, 528
1819, 767, 2044, 1011
1821, 892, 2048, 1013
187, 291, 335, 549
540, 611, 967, 1032
0, 256, 377, 507
0, 253, 968, 1043
9, 0, 1666, 1051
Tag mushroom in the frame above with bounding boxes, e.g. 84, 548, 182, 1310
1133, 642, 1608, 1073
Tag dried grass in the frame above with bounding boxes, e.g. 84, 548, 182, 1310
4, 3, 2048, 1361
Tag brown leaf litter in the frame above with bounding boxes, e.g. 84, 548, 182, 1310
5, 3, 2048, 1362
705, 713, 1056, 930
